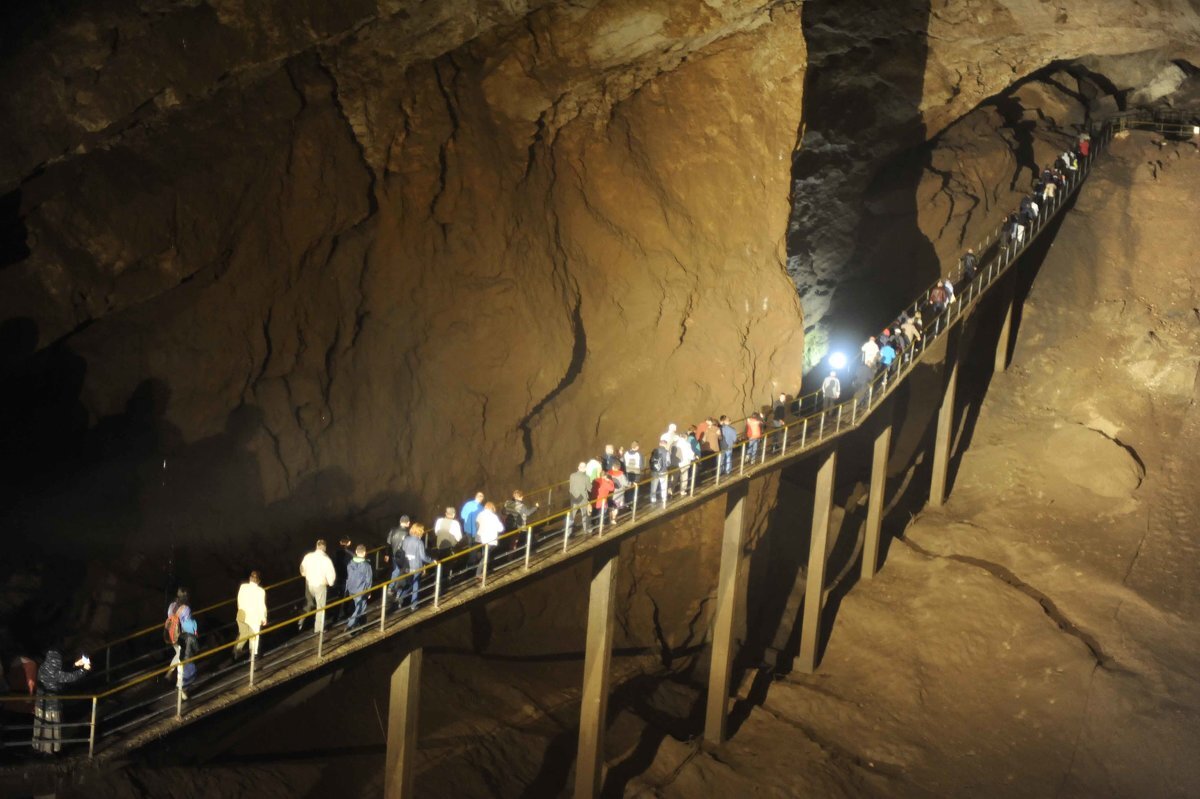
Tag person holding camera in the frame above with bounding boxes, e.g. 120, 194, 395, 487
32, 648, 90, 754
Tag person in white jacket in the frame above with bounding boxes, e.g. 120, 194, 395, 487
299, 540, 336, 633
234, 571, 267, 659
474, 502, 505, 578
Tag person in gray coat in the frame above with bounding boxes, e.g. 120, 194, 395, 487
567, 462, 592, 535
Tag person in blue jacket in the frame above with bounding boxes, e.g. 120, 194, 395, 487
345, 545, 374, 632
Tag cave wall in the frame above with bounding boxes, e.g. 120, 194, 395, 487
2, 0, 1200, 642
787, 0, 1200, 364
0, 3, 809, 637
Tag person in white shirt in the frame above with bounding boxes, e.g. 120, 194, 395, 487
821, 371, 841, 410
661, 423, 679, 449
434, 507, 463, 553
234, 571, 267, 659
622, 441, 644, 484
298, 540, 336, 633
861, 336, 880, 370
474, 502, 505, 578
673, 436, 695, 496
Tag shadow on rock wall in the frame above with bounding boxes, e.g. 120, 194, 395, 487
0, 320, 414, 654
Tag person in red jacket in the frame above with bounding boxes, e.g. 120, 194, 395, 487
591, 471, 615, 529
745, 413, 764, 463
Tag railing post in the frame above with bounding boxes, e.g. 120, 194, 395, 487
715, 458, 722, 487
631, 483, 640, 523
434, 562, 443, 608
482, 545, 491, 587
104, 646, 111, 685
690, 463, 698, 495
835, 404, 843, 433
547, 486, 553, 509
739, 444, 747, 476
317, 624, 325, 659
867, 382, 874, 409
380, 585, 389, 632
523, 526, 533, 570
176, 683, 184, 720
781, 425, 790, 455
598, 503, 607, 535
818, 411, 825, 440
249, 645, 257, 688
88, 696, 98, 758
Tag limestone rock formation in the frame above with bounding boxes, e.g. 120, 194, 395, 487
0, 3, 808, 599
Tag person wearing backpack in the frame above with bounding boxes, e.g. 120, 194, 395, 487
178, 615, 200, 697
164, 588, 192, 689
649, 438, 671, 504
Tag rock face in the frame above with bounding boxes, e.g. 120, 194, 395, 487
618, 113, 1200, 799
3, 1, 1199, 584
788, 0, 1200, 364
0, 3, 808, 605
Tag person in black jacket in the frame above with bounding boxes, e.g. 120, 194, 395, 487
33, 649, 90, 754
332, 536, 354, 620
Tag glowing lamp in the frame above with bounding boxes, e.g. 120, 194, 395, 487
828, 352, 847, 371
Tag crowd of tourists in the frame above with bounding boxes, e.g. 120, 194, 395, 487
2, 130, 1096, 757
846, 134, 1090, 397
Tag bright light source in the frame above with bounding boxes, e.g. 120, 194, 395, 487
828, 352, 847, 371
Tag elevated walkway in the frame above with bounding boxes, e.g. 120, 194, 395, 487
2, 111, 1192, 798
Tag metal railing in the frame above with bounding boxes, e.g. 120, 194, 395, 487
0, 110, 1180, 763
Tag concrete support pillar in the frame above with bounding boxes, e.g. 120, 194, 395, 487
574, 544, 620, 799
798, 446, 837, 674
385, 646, 423, 799
995, 278, 1015, 374
861, 411, 893, 581
704, 480, 749, 745
929, 332, 961, 508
